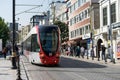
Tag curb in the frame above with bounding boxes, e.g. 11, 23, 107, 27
20, 56, 33, 80
61, 55, 120, 66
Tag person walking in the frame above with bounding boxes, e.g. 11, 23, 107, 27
76, 45, 80, 58
108, 45, 115, 63
2, 47, 7, 59
81, 46, 85, 58
70, 45, 74, 56
101, 45, 106, 61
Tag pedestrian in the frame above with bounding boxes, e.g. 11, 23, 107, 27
2, 47, 7, 59
7, 45, 12, 55
67, 46, 71, 56
91, 48, 94, 60
81, 46, 85, 58
101, 45, 106, 61
15, 44, 19, 56
108, 45, 114, 62
70, 45, 74, 56
75, 45, 80, 58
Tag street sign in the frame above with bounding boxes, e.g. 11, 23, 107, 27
111, 22, 120, 29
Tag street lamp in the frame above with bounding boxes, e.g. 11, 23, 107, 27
11, 0, 17, 69
12, 0, 22, 80
108, 0, 115, 63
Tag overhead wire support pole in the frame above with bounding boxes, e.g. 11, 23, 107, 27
11, 0, 17, 69
108, 0, 115, 64
12, 0, 22, 80
13, 0, 15, 53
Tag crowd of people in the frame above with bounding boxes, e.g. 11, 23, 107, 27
0, 44, 19, 59
61, 44, 114, 63
61, 45, 87, 58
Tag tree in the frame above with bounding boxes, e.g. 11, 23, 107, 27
0, 17, 10, 47
54, 21, 69, 43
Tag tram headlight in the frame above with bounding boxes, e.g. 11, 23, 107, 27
40, 53, 45, 59
55, 53, 59, 58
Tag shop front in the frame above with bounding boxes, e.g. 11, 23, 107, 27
116, 35, 120, 59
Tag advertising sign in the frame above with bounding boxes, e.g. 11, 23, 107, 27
117, 41, 120, 58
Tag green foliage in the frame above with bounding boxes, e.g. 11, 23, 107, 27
0, 17, 10, 47
54, 21, 69, 43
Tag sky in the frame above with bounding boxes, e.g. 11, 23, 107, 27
0, 0, 64, 27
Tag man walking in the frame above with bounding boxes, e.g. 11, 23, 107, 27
101, 45, 106, 61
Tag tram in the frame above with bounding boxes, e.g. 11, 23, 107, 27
23, 25, 61, 65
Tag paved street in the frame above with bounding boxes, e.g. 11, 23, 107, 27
21, 55, 120, 80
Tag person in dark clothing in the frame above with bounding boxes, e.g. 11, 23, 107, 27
101, 45, 106, 60
15, 44, 19, 56
2, 47, 7, 59
76, 46, 80, 58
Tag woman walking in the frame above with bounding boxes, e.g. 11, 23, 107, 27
2, 47, 7, 59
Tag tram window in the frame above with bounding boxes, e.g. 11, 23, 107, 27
26, 36, 31, 51
31, 34, 40, 52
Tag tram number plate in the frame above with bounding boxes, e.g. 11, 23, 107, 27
49, 53, 52, 56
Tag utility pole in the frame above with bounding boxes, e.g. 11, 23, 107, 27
12, 0, 22, 80
108, 0, 115, 63
11, 0, 17, 69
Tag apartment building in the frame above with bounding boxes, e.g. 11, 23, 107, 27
20, 25, 31, 42
99, 0, 120, 59
49, 1, 68, 24
67, 0, 99, 53
55, 3, 68, 23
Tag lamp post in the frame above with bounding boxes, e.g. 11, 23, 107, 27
11, 0, 17, 69
108, 0, 115, 63
12, 0, 22, 80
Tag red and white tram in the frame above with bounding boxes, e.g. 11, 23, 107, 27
23, 25, 61, 65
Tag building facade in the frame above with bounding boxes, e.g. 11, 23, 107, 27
99, 0, 120, 59
30, 13, 49, 28
67, 0, 100, 55
49, 1, 68, 24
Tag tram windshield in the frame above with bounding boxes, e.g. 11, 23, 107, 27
39, 26, 59, 56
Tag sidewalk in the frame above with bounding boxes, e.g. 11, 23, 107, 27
0, 56, 28, 80
62, 55, 120, 66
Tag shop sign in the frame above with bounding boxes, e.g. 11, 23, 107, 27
82, 33, 90, 39
111, 22, 120, 29
117, 42, 120, 58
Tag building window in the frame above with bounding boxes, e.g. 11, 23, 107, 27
71, 31, 74, 38
85, 25, 89, 34
79, 13, 82, 21
70, 19, 72, 26
77, 29, 79, 36
82, 12, 84, 20
79, 28, 82, 35
75, 30, 77, 37
84, 10, 87, 18
69, 6, 72, 13
103, 7, 107, 26
111, 3, 116, 23
76, 15, 79, 22
74, 17, 77, 24
82, 27, 84, 35
75, 1, 78, 10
